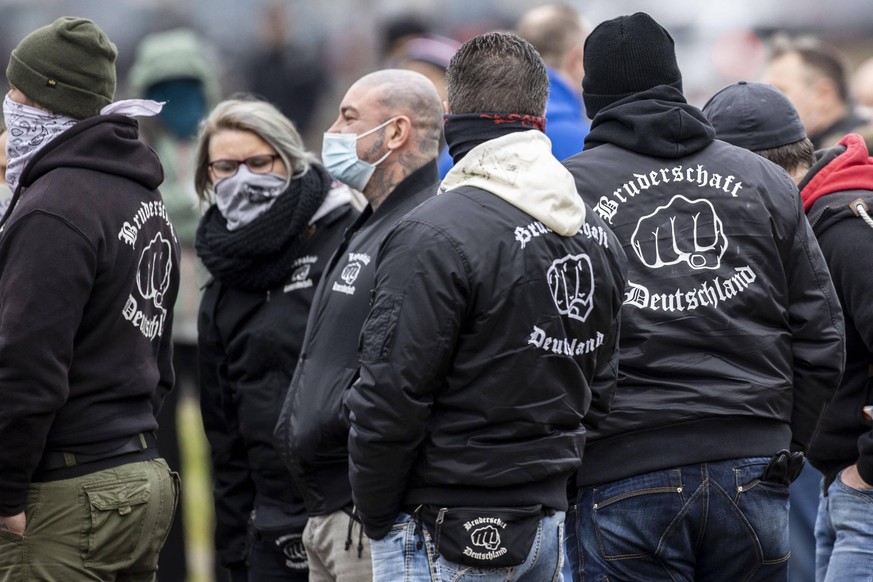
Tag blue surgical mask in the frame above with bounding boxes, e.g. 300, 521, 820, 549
321, 117, 396, 192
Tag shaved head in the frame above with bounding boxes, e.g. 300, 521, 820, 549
327, 68, 443, 208
351, 69, 443, 149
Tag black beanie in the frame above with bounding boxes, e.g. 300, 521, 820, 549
582, 12, 683, 118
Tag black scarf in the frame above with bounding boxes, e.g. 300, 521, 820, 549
195, 163, 332, 291
444, 113, 546, 164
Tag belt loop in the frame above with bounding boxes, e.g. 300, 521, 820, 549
139, 433, 148, 449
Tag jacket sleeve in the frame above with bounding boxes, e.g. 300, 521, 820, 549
0, 214, 95, 516
585, 311, 621, 430
583, 227, 627, 431
784, 197, 846, 452
347, 220, 468, 540
197, 287, 254, 571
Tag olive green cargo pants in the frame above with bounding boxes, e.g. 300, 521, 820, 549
0, 458, 179, 582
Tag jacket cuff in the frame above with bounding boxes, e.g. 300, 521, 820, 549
359, 510, 394, 541
0, 487, 25, 517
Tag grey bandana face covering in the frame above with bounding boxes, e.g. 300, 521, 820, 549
213, 166, 288, 231
3, 95, 77, 192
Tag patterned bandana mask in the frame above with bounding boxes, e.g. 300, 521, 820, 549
213, 166, 288, 231
3, 95, 77, 193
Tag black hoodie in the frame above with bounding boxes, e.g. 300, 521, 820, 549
800, 134, 873, 487
563, 85, 845, 487
0, 115, 180, 516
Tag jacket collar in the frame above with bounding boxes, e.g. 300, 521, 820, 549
440, 131, 585, 236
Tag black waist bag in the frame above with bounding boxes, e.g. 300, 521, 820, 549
417, 505, 544, 568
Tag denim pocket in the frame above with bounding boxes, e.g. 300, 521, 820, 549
370, 513, 418, 581
80, 477, 151, 566
733, 457, 772, 493
732, 458, 789, 564
370, 513, 414, 555
835, 470, 873, 497
828, 472, 873, 536
589, 470, 684, 560
387, 512, 414, 533
433, 553, 510, 579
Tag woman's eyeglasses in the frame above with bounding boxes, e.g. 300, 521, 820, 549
208, 154, 280, 180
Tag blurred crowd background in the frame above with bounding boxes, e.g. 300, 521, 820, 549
3, 1, 873, 581
3, 0, 873, 152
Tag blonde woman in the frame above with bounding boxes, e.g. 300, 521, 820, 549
193, 98, 357, 581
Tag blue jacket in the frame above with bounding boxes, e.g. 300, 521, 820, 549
545, 67, 588, 162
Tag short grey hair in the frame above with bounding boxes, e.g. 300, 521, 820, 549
194, 97, 317, 200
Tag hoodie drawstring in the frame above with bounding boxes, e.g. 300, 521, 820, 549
344, 514, 353, 552
851, 198, 873, 229
345, 509, 365, 558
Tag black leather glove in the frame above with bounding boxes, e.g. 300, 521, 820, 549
761, 449, 806, 485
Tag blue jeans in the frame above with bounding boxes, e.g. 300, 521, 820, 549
814, 470, 873, 582
789, 463, 822, 582
370, 511, 565, 581
572, 458, 790, 581
564, 504, 581, 582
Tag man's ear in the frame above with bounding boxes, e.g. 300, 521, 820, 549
385, 115, 412, 150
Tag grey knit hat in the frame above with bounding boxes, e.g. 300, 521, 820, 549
7, 17, 117, 119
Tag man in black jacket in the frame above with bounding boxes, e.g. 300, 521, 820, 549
273, 68, 443, 581
346, 32, 627, 580
0, 17, 180, 580
562, 13, 845, 582
704, 80, 873, 582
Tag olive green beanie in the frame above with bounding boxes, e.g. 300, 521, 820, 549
6, 17, 117, 119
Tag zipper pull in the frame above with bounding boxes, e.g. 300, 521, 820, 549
433, 508, 447, 557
